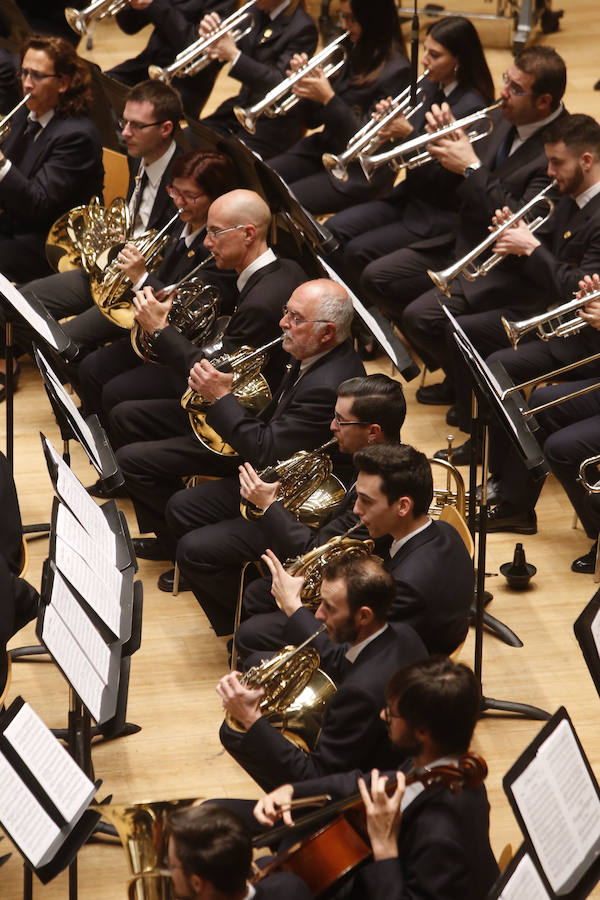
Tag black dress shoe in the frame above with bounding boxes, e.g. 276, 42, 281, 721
445, 405, 459, 426
158, 568, 190, 592
87, 479, 129, 500
434, 438, 480, 466
416, 379, 455, 406
486, 504, 537, 535
571, 542, 598, 574
132, 537, 170, 561
476, 477, 503, 506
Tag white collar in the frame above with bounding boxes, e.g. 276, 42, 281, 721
574, 180, 600, 209
514, 102, 564, 144
402, 755, 460, 811
268, 0, 291, 19
345, 624, 388, 663
28, 109, 54, 129
442, 80, 458, 97
181, 223, 204, 246
236, 246, 276, 292
390, 518, 432, 557
142, 140, 177, 188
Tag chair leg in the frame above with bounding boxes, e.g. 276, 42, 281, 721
594, 540, 600, 584
231, 561, 252, 672
172, 563, 180, 596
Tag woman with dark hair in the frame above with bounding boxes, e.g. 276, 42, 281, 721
266, 0, 410, 214
326, 15, 494, 305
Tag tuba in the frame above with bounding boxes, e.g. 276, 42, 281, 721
46, 195, 131, 274
284, 524, 375, 612
240, 437, 346, 528
181, 336, 282, 455
226, 625, 336, 752
0, 94, 31, 144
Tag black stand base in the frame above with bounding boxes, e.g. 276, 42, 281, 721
482, 695, 551, 721
52, 721, 141, 744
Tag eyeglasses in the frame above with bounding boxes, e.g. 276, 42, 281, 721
18, 68, 58, 83
205, 223, 246, 240
333, 412, 368, 427
118, 117, 166, 132
501, 72, 533, 97
281, 304, 332, 327
383, 707, 402, 725
167, 185, 206, 204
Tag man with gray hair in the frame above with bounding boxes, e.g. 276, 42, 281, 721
113, 278, 364, 568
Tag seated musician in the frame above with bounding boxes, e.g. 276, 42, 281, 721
266, 0, 409, 214
0, 34, 103, 284
164, 373, 405, 633
237, 442, 473, 661
252, 657, 499, 900
199, 0, 318, 159
166, 803, 313, 899
217, 554, 427, 792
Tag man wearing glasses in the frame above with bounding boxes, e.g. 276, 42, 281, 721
0, 35, 103, 284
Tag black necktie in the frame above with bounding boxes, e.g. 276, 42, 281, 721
19, 118, 43, 176
495, 125, 517, 168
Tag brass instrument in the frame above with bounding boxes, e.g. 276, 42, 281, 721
501, 289, 600, 350
46, 195, 131, 274
93, 798, 200, 900
148, 1, 255, 83
90, 210, 181, 329
233, 31, 349, 134
428, 180, 557, 296
130, 253, 221, 361
65, 0, 128, 36
240, 437, 346, 528
429, 455, 466, 518
284, 524, 375, 612
181, 335, 283, 455
578, 455, 600, 493
322, 72, 428, 182
226, 625, 336, 752
358, 100, 503, 180
0, 95, 31, 144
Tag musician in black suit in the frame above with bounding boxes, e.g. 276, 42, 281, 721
0, 48, 20, 114
0, 35, 103, 283
266, 0, 409, 214
170, 373, 404, 635
199, 0, 318, 159
253, 657, 499, 900
218, 555, 427, 792
108, 0, 236, 117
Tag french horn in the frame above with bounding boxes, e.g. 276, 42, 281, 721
46, 195, 131, 274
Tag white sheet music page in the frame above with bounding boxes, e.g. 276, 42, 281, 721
56, 504, 123, 598
55, 535, 122, 638
499, 852, 551, 899
43, 436, 117, 564
4, 702, 95, 822
511, 718, 600, 893
591, 606, 600, 661
50, 569, 114, 683
0, 272, 57, 348
0, 754, 61, 867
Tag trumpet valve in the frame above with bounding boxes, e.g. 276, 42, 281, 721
233, 105, 256, 134
322, 153, 348, 182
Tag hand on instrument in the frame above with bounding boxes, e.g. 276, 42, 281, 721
373, 97, 414, 141
358, 769, 404, 861
132, 286, 171, 332
261, 548, 304, 617
254, 784, 295, 827
291, 65, 335, 105
577, 274, 600, 330
188, 359, 234, 402
216, 672, 264, 728
199, 13, 237, 62
490, 206, 540, 256
425, 103, 479, 173
116, 242, 147, 283
238, 462, 280, 512
129, 0, 153, 9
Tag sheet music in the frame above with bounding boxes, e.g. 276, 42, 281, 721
50, 570, 115, 682
444, 306, 504, 397
511, 718, 600, 893
499, 852, 552, 899
43, 436, 117, 564
55, 535, 122, 638
0, 754, 61, 868
591, 606, 600, 662
56, 504, 123, 598
4, 703, 95, 823
0, 272, 57, 348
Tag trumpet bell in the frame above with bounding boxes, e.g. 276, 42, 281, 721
65, 7, 86, 33
322, 153, 348, 182
427, 267, 452, 298
233, 105, 257, 134
148, 65, 169, 83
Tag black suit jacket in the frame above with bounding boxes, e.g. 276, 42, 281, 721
221, 616, 427, 788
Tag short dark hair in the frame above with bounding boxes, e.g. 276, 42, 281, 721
353, 444, 433, 516
337, 374, 405, 441
543, 113, 600, 161
387, 657, 481, 755
514, 45, 566, 109
126, 80, 184, 131
167, 805, 251, 894
21, 34, 92, 116
322, 554, 393, 622
171, 150, 238, 201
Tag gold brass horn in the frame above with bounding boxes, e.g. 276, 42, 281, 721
148, 1, 255, 83
233, 31, 349, 134
427, 180, 556, 297
65, 0, 128, 36
578, 455, 600, 493
240, 437, 346, 528
226, 625, 336, 752
46, 196, 131, 274
429, 450, 467, 519
181, 336, 283, 455
501, 289, 599, 350
0, 94, 31, 144
284, 524, 375, 612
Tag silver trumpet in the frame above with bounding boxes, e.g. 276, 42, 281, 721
148, 0, 254, 82
233, 30, 349, 134
321, 72, 428, 182
428, 180, 557, 297
502, 288, 600, 350
358, 99, 503, 180
578, 455, 600, 493
0, 94, 31, 143
65, 0, 128, 36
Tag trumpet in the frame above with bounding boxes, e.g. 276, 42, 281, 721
502, 289, 599, 349
322, 72, 428, 182
578, 455, 600, 493
65, 0, 127, 36
148, 0, 255, 83
358, 100, 503, 180
428, 180, 557, 296
233, 31, 349, 133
